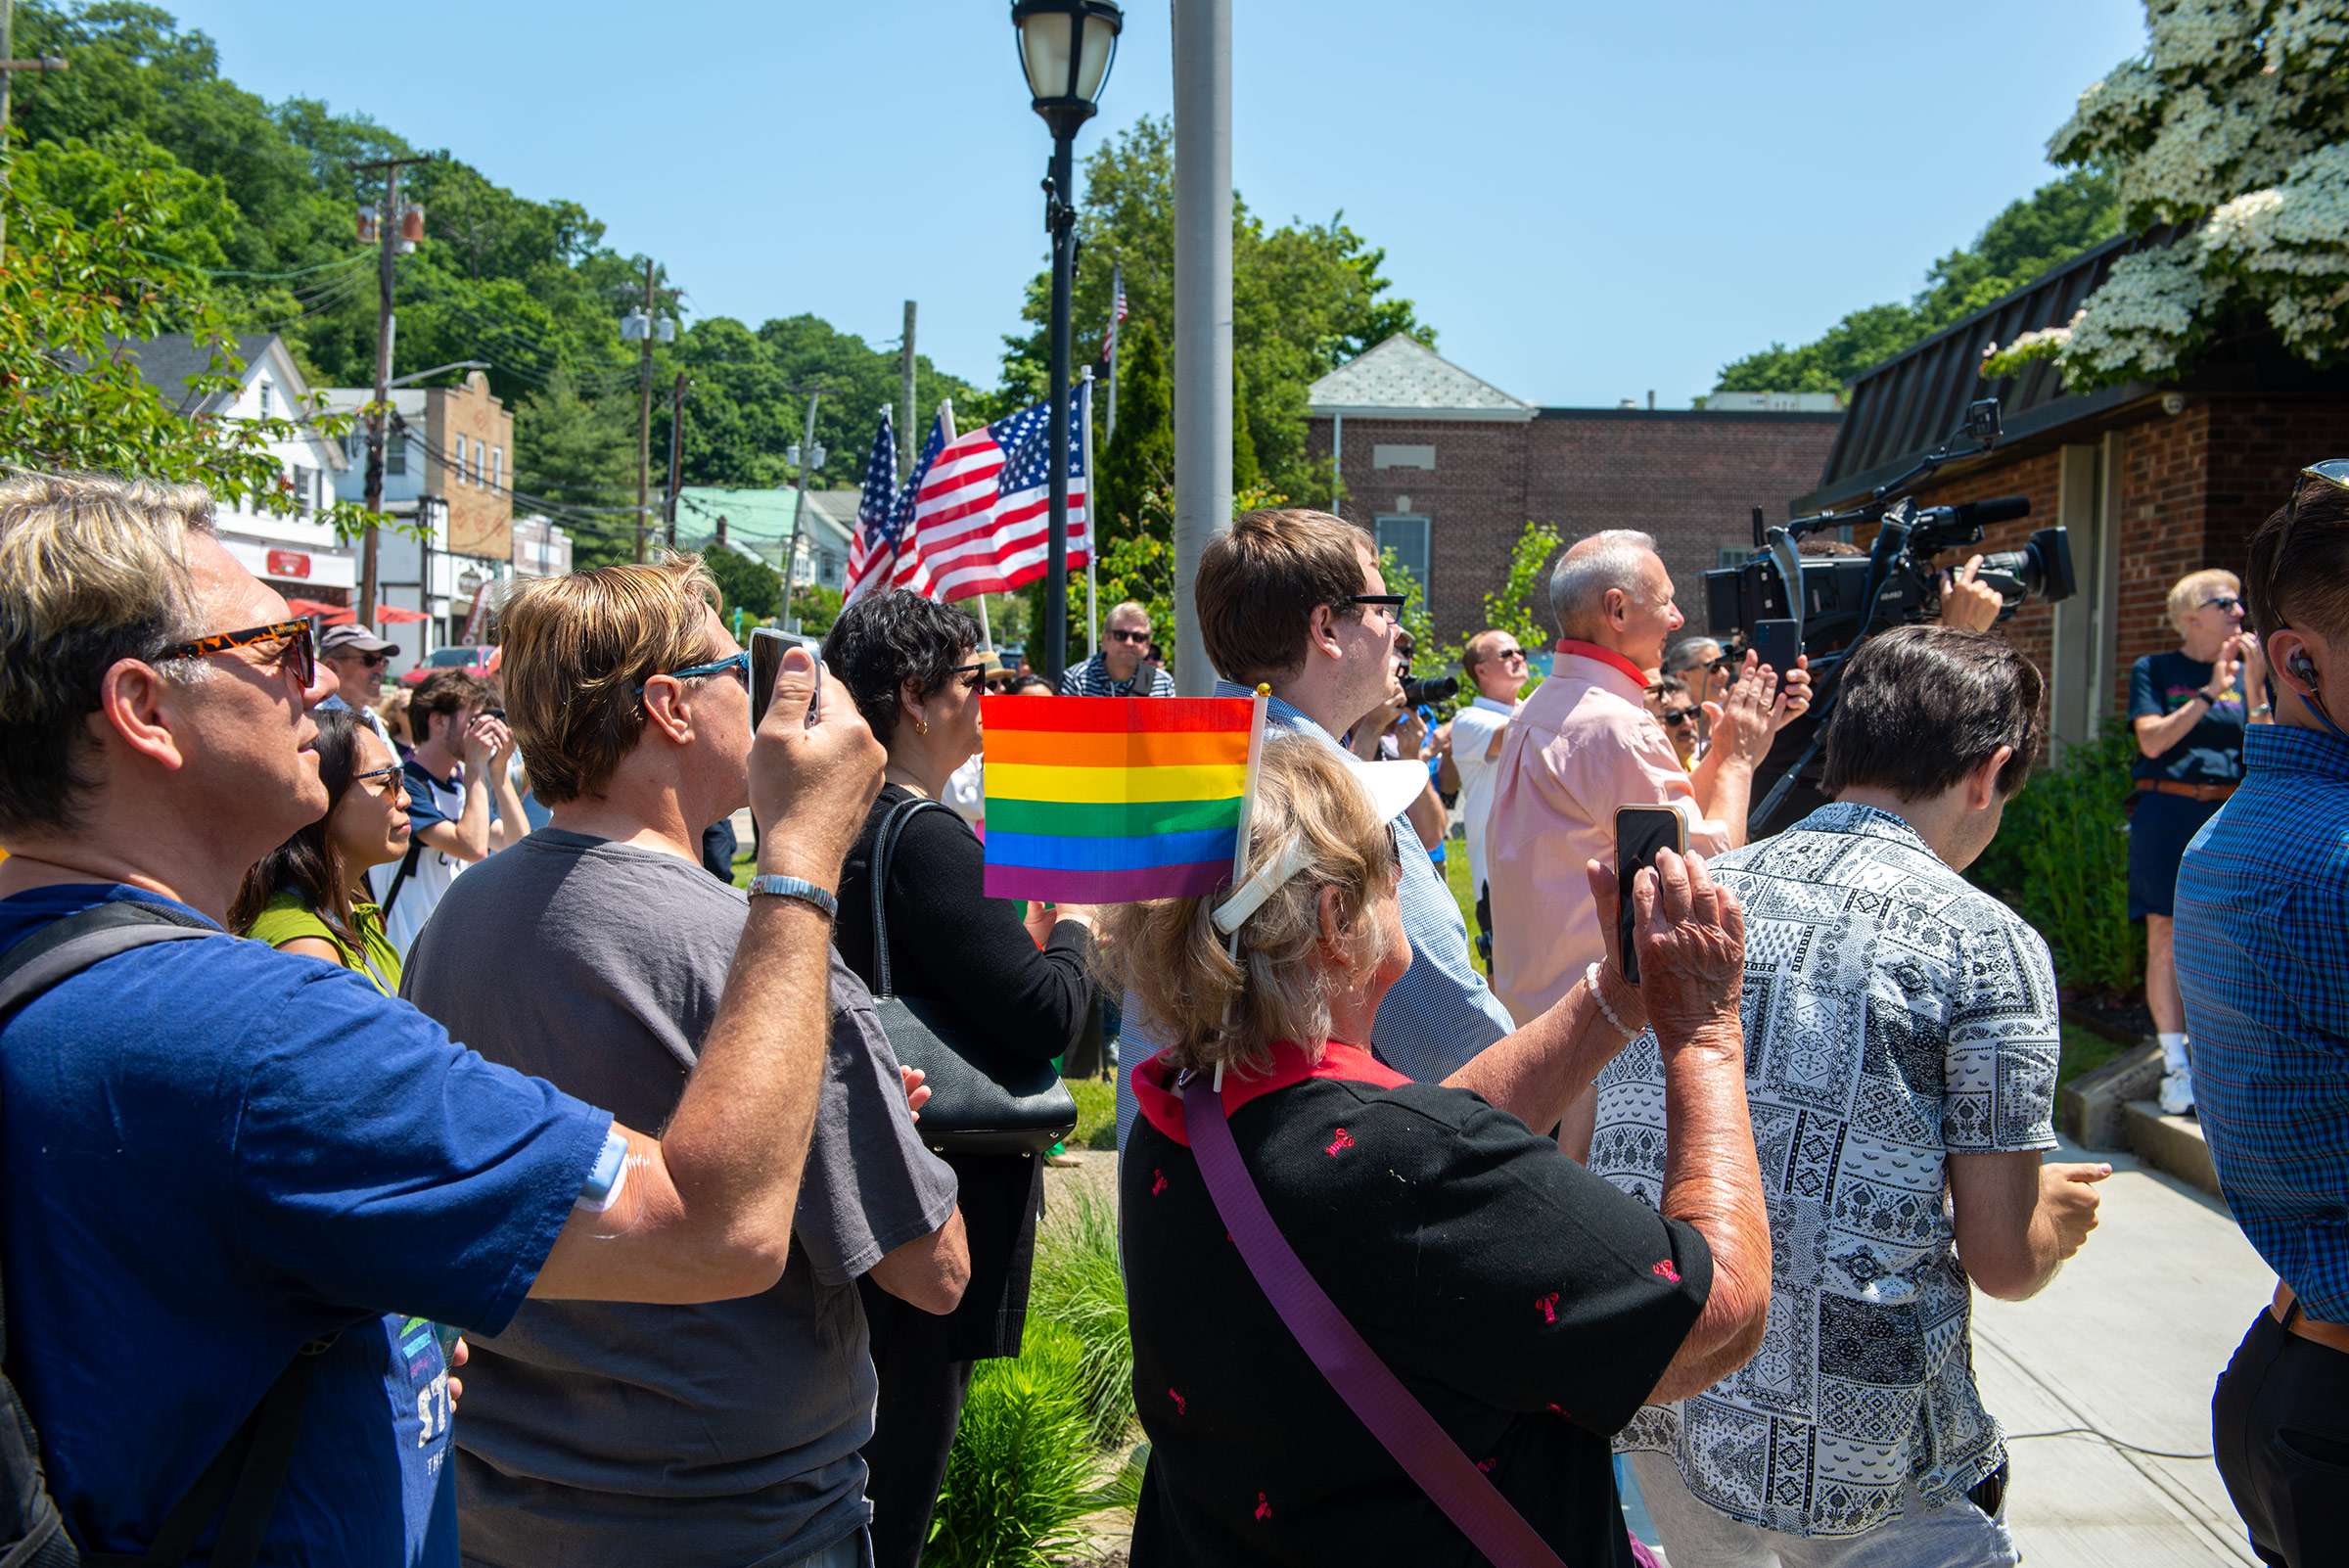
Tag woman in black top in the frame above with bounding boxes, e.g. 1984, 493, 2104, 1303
1111, 736, 1771, 1568
2129, 569, 2267, 1115
824, 591, 1097, 1568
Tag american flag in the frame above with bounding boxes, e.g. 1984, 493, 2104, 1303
888, 415, 948, 598
910, 384, 1090, 603
842, 408, 898, 605
1100, 268, 1128, 363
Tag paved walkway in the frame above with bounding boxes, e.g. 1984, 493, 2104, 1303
1971, 1133, 2272, 1567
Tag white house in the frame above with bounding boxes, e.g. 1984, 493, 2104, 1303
117, 334, 350, 601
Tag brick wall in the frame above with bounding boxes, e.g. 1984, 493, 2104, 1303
1305, 410, 1841, 644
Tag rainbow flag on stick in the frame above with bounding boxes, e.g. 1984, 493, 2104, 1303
982, 692, 1268, 903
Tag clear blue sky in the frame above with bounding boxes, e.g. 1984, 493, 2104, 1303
173, 0, 2148, 409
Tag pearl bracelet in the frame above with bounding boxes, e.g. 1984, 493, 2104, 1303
1587, 960, 1636, 1039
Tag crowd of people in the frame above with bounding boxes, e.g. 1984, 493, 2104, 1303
0, 463, 2341, 1568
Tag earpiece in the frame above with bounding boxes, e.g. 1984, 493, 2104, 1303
2292, 650, 2321, 687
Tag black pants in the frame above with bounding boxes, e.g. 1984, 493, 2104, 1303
1475, 880, 1494, 967
2214, 1305, 2349, 1567
858, 1276, 977, 1568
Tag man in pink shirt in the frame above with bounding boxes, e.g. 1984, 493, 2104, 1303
1489, 530, 1807, 1041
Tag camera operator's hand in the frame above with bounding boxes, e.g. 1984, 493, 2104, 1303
1394, 704, 1429, 760
1631, 848, 1745, 1052
2234, 631, 2268, 709
750, 647, 885, 891
1938, 556, 2004, 633
461, 713, 508, 769
1703, 653, 1780, 768
1769, 656, 1812, 735
1350, 672, 1408, 761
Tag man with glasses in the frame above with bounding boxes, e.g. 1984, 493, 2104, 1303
1648, 676, 1704, 769
1060, 600, 1174, 697
315, 623, 400, 745
2178, 460, 2349, 1568
1114, 508, 1515, 1151
0, 474, 885, 1562
1445, 627, 1532, 966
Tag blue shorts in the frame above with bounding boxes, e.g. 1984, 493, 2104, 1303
2129, 789, 2226, 921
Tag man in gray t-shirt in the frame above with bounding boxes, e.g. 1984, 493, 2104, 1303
403, 571, 965, 1568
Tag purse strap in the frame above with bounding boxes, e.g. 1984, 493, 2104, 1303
869, 796, 956, 1002
1180, 1075, 1570, 1568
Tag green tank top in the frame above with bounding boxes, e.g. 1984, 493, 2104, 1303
245, 890, 403, 995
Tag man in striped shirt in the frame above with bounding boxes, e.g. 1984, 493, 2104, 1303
1061, 600, 1176, 698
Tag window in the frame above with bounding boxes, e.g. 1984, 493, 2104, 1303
387, 434, 407, 477
257, 383, 273, 419
1373, 515, 1432, 604
490, 445, 503, 493
293, 464, 314, 517
452, 436, 468, 485
1718, 545, 1751, 570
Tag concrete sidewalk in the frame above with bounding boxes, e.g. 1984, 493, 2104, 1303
1971, 1133, 2274, 1567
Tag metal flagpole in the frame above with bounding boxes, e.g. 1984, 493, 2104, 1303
1082, 367, 1098, 656
1173, 0, 1233, 697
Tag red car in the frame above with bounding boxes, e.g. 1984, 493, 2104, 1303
400, 645, 497, 687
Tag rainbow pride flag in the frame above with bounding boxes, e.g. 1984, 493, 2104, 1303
981, 693, 1266, 903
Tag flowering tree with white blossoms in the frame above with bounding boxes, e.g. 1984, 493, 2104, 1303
2027, 0, 2349, 387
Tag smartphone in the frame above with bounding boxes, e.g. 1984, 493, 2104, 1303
1751, 619, 1801, 678
1615, 804, 1687, 986
750, 626, 824, 728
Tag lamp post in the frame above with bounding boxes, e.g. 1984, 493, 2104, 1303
1012, 0, 1122, 685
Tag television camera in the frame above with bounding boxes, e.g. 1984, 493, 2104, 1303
1708, 397, 2080, 828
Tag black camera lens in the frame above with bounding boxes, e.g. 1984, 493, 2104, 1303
1402, 675, 1459, 707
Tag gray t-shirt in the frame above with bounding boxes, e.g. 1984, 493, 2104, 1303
403, 828, 957, 1568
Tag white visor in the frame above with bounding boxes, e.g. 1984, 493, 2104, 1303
1211, 756, 1429, 934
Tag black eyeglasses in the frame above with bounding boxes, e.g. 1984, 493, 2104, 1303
1491, 647, 1528, 664
1347, 593, 1407, 622
951, 661, 988, 692
1106, 627, 1151, 645
2202, 595, 2244, 614
156, 619, 316, 688
1661, 708, 1699, 729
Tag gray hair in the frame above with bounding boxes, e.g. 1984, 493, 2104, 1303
1548, 529, 1659, 639
1664, 636, 1723, 677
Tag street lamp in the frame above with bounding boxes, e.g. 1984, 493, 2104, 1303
1012, 0, 1122, 684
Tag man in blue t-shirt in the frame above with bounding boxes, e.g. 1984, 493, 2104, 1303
0, 474, 885, 1564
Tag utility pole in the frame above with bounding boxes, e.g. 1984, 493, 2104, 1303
781, 389, 822, 631
898, 300, 918, 474
353, 153, 433, 624
664, 372, 690, 551
633, 257, 656, 563
1172, 0, 1232, 697
0, 0, 69, 253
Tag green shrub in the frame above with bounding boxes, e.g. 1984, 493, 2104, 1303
1065, 1077, 1119, 1152
1968, 716, 2143, 994
1029, 1185, 1135, 1450
924, 1322, 1097, 1568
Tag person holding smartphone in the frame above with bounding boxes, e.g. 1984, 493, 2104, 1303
370, 668, 530, 955
1591, 625, 2105, 1567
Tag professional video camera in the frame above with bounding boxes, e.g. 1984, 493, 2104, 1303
1711, 397, 2080, 831
1703, 399, 2078, 653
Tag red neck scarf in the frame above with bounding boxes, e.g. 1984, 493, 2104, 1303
1130, 1040, 1408, 1147
1553, 638, 1652, 689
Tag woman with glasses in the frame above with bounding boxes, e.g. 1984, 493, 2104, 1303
229, 704, 412, 994
2130, 569, 2268, 1115
822, 590, 1101, 1568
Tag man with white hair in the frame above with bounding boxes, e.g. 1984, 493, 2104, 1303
1487, 530, 1806, 1141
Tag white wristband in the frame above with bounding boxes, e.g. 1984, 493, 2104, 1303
1587, 961, 1636, 1039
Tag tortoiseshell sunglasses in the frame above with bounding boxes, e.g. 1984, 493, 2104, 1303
154, 619, 316, 688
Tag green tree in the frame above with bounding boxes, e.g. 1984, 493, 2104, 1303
1097, 318, 1172, 548
513, 377, 636, 570
703, 542, 783, 623
1714, 168, 2121, 394
788, 583, 844, 637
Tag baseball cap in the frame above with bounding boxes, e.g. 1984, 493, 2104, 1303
319, 624, 398, 658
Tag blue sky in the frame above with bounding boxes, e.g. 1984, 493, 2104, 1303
174, 0, 2149, 408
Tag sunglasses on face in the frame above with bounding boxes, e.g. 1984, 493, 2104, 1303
1491, 648, 1528, 664
2203, 595, 2244, 614
156, 619, 316, 688
350, 651, 391, 669
351, 761, 407, 797
951, 661, 988, 692
1347, 593, 1407, 623
1106, 627, 1151, 645
639, 650, 750, 695
1662, 708, 1699, 729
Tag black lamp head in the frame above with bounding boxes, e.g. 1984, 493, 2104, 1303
1012, 0, 1124, 142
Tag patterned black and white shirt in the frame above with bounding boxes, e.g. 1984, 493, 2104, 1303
1060, 649, 1175, 698
1590, 802, 2059, 1539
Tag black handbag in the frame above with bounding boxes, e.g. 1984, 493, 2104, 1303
868, 797, 1080, 1157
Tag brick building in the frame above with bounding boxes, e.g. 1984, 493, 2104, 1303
1798, 226, 2349, 758
1305, 336, 1843, 643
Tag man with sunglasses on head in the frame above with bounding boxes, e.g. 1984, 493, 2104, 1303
314, 623, 400, 745
1113, 509, 1516, 1152
2176, 459, 2349, 1568
0, 474, 886, 1564
1060, 599, 1175, 698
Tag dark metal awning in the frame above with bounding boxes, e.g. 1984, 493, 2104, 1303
1798, 226, 2186, 511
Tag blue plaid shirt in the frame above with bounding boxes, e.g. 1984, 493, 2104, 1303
2176, 723, 2349, 1320
1116, 685, 1514, 1152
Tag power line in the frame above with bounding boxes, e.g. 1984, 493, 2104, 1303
132, 247, 374, 283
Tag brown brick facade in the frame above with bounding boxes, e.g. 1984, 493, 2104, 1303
1307, 410, 1843, 645
428, 371, 515, 563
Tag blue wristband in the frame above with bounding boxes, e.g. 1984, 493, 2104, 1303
576, 1127, 629, 1212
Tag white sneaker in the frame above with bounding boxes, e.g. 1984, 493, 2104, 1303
2159, 1068, 2195, 1116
